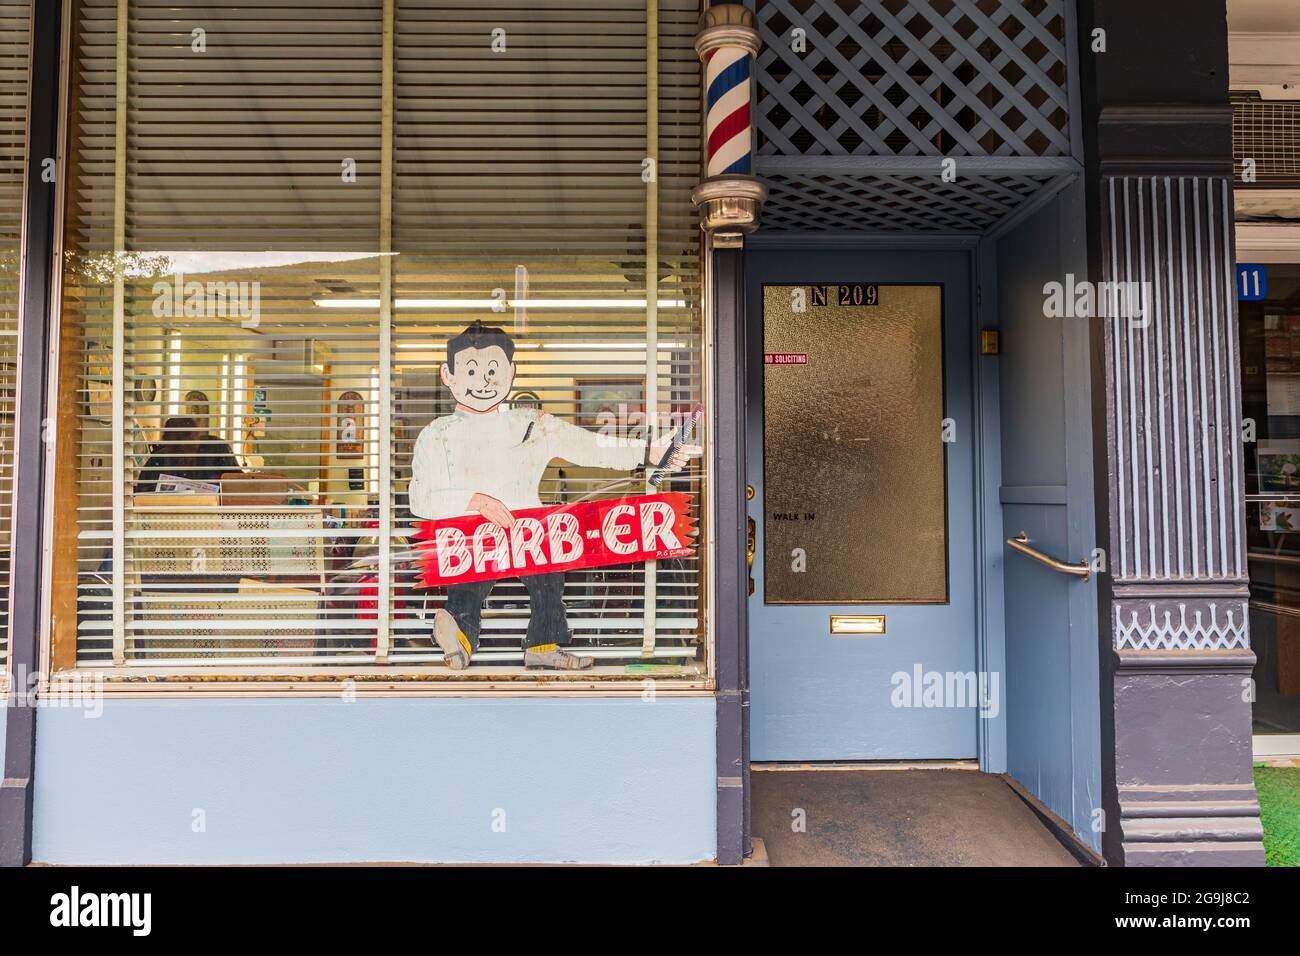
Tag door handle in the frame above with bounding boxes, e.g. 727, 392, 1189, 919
1006, 531, 1090, 582
747, 516, 756, 595
746, 485, 756, 595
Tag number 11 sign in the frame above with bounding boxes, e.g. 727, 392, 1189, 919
1237, 263, 1267, 302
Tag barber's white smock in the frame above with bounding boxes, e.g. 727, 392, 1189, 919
408, 406, 647, 520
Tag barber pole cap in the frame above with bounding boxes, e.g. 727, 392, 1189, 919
692, 4, 767, 238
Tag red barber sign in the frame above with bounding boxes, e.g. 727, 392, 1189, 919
414, 492, 697, 587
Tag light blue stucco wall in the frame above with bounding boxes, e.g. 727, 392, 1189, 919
33, 696, 717, 865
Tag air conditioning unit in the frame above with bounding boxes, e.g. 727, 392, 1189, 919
270, 338, 331, 369
257, 339, 332, 383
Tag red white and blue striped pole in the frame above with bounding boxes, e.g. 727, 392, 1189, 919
703, 31, 753, 177
691, 4, 766, 240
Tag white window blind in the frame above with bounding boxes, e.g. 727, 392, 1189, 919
57, 0, 705, 678
386, 1, 703, 670
64, 0, 387, 670
0, 1, 31, 670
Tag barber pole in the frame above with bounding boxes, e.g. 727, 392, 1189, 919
691, 4, 767, 239
704, 34, 752, 177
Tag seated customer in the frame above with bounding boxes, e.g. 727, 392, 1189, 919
135, 416, 240, 493
195, 426, 241, 479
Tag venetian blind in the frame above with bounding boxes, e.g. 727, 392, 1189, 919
60, 0, 704, 676
63, 0, 386, 669
0, 1, 31, 669
386, 0, 704, 671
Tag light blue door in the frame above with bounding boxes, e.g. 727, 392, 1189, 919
996, 184, 1101, 852
746, 249, 977, 760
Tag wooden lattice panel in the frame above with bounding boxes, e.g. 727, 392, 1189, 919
753, 0, 1071, 157
761, 170, 1053, 232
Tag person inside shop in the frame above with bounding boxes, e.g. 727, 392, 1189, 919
134, 416, 241, 493
185, 390, 234, 462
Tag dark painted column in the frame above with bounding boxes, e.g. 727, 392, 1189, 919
1078, 0, 1264, 865
713, 244, 750, 865
2, 0, 63, 868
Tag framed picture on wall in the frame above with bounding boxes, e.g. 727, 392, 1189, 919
337, 390, 364, 459
1259, 440, 1300, 493
1259, 500, 1300, 532
574, 377, 644, 429
84, 340, 112, 422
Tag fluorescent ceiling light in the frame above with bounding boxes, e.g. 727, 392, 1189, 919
314, 298, 688, 309
396, 342, 539, 350
395, 341, 686, 351
542, 341, 687, 350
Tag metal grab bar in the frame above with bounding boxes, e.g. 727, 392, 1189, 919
1006, 532, 1091, 582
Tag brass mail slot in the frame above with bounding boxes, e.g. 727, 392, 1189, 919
830, 614, 886, 635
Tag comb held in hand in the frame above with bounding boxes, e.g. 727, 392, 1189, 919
649, 407, 702, 488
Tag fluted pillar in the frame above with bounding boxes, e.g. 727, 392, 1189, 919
1080, 0, 1265, 866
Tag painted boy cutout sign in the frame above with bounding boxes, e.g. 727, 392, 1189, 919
409, 322, 701, 670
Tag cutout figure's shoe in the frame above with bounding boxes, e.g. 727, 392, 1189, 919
434, 609, 472, 671
523, 644, 594, 670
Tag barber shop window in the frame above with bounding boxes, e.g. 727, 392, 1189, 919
1241, 262, 1300, 739
51, 0, 707, 683
0, 2, 31, 674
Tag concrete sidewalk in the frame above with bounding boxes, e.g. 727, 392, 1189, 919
751, 767, 1082, 867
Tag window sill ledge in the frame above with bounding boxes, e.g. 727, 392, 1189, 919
43, 665, 715, 698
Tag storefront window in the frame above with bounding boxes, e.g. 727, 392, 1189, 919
1240, 262, 1300, 741
0, 1, 31, 672
52, 0, 706, 682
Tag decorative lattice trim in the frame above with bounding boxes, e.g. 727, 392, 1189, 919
1114, 602, 1250, 652
754, 0, 1071, 158
760, 170, 1053, 232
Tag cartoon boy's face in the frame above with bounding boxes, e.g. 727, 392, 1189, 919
441, 345, 515, 413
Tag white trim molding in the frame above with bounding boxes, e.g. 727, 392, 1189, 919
1230, 31, 1300, 93
1235, 222, 1300, 261
1235, 189, 1300, 221
1253, 734, 1300, 761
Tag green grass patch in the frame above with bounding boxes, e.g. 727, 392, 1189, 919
1255, 766, 1300, 867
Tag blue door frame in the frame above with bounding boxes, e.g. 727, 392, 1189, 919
742, 244, 1007, 765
